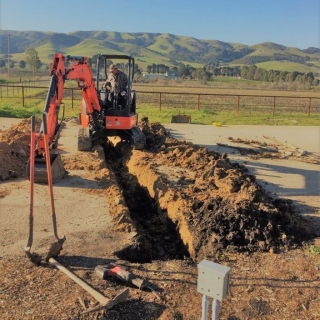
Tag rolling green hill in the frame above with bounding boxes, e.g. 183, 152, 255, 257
0, 30, 319, 73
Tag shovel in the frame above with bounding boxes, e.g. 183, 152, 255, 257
42, 112, 66, 262
24, 116, 40, 263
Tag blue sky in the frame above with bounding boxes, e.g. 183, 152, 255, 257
0, 0, 319, 49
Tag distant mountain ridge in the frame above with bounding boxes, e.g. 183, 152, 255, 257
0, 30, 319, 72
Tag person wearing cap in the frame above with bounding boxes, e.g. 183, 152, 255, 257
103, 64, 128, 109
104, 64, 128, 93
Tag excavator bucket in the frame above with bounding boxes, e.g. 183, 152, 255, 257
77, 125, 93, 151
131, 126, 146, 150
27, 154, 66, 184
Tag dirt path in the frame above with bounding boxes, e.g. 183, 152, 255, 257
1, 119, 136, 260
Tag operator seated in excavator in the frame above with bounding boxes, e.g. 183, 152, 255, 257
102, 64, 128, 110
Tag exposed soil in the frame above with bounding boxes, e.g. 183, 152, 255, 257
0, 118, 319, 320
220, 136, 320, 165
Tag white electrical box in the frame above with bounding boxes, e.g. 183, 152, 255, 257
197, 259, 230, 300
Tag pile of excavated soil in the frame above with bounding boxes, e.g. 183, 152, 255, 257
0, 118, 313, 263
128, 118, 312, 260
0, 118, 42, 180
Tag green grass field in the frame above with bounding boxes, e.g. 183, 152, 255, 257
255, 61, 320, 73
136, 106, 320, 126
1, 94, 319, 126
1, 76, 319, 126
1, 101, 319, 126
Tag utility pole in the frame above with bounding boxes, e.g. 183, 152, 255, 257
7, 33, 10, 79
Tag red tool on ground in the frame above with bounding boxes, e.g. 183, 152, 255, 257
49, 258, 129, 315
94, 263, 145, 289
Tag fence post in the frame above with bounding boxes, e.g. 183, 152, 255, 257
237, 96, 240, 115
159, 92, 162, 111
273, 96, 276, 115
72, 88, 74, 110
22, 86, 25, 106
308, 98, 311, 116
197, 94, 200, 110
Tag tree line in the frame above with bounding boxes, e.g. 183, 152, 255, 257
0, 48, 42, 76
1, 47, 319, 86
147, 62, 319, 86
240, 65, 319, 86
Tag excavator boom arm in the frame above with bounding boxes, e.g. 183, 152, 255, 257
36, 54, 101, 157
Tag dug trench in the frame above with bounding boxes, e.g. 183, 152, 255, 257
104, 141, 190, 263
102, 118, 314, 263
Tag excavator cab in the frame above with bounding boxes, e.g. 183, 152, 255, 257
97, 54, 136, 115
78, 54, 145, 151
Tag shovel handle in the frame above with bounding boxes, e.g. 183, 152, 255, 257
49, 258, 128, 306
25, 116, 36, 251
42, 113, 55, 214
29, 115, 35, 216
43, 113, 61, 241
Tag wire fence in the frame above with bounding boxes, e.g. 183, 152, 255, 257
1, 83, 320, 115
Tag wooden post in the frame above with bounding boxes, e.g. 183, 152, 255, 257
22, 86, 25, 106
273, 96, 276, 115
71, 88, 74, 110
197, 94, 200, 110
237, 96, 240, 115
159, 92, 162, 111
308, 98, 311, 116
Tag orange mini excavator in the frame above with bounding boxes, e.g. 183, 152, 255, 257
27, 53, 145, 183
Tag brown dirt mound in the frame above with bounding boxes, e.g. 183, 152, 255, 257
131, 118, 313, 260
0, 118, 41, 180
